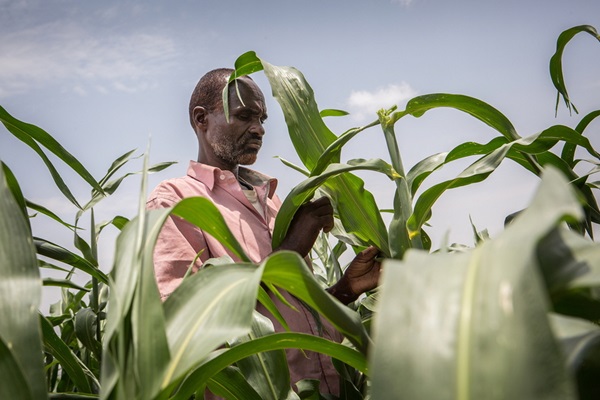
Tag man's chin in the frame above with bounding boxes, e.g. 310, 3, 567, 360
238, 154, 258, 165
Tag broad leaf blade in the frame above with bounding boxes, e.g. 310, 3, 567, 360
231, 312, 297, 400
272, 159, 398, 254
259, 60, 390, 256
401, 93, 520, 141
207, 366, 263, 400
370, 167, 580, 399
172, 197, 251, 262
261, 251, 370, 353
171, 332, 367, 400
0, 168, 46, 400
162, 263, 263, 388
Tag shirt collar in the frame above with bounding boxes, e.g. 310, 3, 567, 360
186, 160, 278, 198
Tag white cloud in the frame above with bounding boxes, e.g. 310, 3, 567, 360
0, 22, 177, 98
346, 82, 418, 121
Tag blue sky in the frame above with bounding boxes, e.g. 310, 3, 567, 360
1, 0, 599, 303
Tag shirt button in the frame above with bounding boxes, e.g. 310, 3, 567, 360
219, 174, 225, 180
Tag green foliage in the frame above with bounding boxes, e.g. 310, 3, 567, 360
1, 24, 600, 400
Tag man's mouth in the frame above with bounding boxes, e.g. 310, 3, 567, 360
245, 139, 262, 151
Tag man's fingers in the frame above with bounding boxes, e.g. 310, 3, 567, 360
322, 215, 334, 233
311, 196, 331, 207
357, 245, 380, 260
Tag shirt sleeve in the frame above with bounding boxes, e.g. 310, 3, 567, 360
147, 191, 209, 300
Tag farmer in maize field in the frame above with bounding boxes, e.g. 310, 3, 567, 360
147, 68, 381, 397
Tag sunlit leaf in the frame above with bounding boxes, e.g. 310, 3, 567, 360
256, 59, 390, 256
320, 109, 350, 118
272, 159, 398, 254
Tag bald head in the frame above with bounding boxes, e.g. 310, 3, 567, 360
188, 68, 258, 129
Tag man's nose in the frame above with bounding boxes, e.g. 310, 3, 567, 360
250, 119, 265, 136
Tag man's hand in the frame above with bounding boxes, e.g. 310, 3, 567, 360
277, 196, 334, 257
327, 246, 381, 305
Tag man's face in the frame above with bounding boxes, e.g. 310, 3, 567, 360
202, 78, 268, 169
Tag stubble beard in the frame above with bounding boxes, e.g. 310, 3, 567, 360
210, 134, 259, 166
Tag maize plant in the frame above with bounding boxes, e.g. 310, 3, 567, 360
1, 25, 600, 400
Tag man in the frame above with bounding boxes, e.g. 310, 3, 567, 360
147, 68, 381, 396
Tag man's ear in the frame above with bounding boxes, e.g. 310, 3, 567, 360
192, 106, 208, 131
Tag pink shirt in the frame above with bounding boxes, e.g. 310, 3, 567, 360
147, 161, 342, 395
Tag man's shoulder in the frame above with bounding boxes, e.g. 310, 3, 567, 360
147, 175, 208, 208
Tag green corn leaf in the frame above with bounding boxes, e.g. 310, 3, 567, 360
550, 313, 600, 398
101, 147, 172, 400
0, 167, 46, 400
261, 61, 338, 170
40, 315, 97, 393
562, 110, 600, 167
74, 308, 102, 359
161, 263, 263, 392
276, 156, 310, 177
81, 161, 177, 219
257, 286, 291, 332
406, 152, 449, 196
550, 25, 600, 115
230, 312, 297, 400
171, 332, 367, 400
407, 126, 597, 237
1, 162, 28, 222
537, 227, 600, 291
222, 50, 264, 122
96, 216, 129, 235
171, 197, 251, 262
512, 125, 600, 158
34, 237, 108, 284
97, 149, 138, 187
256, 59, 390, 256
43, 278, 90, 291
228, 54, 390, 257
370, 167, 580, 400
319, 108, 350, 118
261, 251, 370, 353
233, 50, 264, 78
0, 338, 33, 400
0, 105, 103, 207
272, 159, 398, 254
206, 366, 264, 400
398, 93, 520, 141
311, 120, 380, 176
408, 143, 512, 237
27, 200, 77, 230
